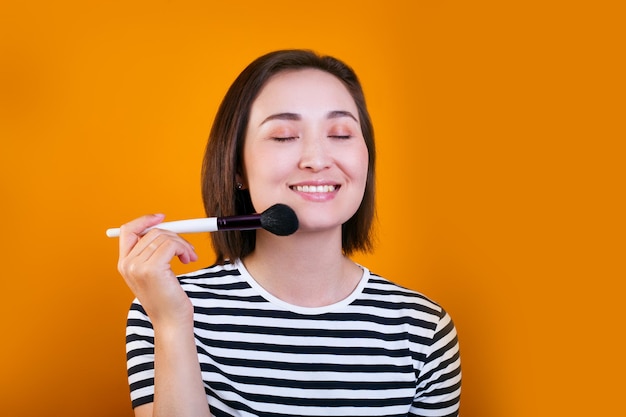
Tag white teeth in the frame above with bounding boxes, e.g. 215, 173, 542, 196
293, 185, 336, 193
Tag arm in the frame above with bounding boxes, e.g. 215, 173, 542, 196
411, 310, 462, 417
133, 321, 209, 417
118, 214, 211, 417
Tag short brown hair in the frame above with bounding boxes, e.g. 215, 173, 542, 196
201, 49, 376, 263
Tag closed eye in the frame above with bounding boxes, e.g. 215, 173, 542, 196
329, 135, 352, 139
271, 136, 299, 142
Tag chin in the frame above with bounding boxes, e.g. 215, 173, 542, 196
296, 215, 352, 234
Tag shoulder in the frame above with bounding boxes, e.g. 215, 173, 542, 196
357, 271, 456, 337
177, 261, 244, 291
128, 262, 246, 318
362, 272, 446, 316
177, 260, 241, 280
176, 261, 267, 307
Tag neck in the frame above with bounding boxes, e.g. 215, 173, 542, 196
242, 229, 363, 307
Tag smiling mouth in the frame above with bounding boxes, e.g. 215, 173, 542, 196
290, 185, 339, 193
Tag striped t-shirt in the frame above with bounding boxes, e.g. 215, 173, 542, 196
126, 260, 461, 416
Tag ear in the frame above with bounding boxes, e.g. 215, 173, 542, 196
235, 173, 247, 190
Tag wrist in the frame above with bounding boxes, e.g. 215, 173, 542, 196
152, 318, 196, 346
150, 306, 195, 334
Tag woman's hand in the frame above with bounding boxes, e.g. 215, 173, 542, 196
117, 214, 198, 327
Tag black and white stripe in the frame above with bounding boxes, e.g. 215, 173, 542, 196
126, 261, 461, 416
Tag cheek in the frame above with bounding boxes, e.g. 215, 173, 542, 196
350, 143, 370, 184
243, 152, 289, 210
247, 154, 288, 184
243, 144, 272, 181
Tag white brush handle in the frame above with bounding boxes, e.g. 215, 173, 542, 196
106, 218, 218, 238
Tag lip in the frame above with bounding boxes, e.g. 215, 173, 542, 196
289, 181, 341, 201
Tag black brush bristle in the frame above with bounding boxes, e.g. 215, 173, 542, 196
259, 204, 299, 236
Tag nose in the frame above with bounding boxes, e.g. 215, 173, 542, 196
298, 136, 331, 172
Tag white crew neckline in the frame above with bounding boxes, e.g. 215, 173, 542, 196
234, 258, 370, 315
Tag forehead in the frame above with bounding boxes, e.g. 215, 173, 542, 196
251, 68, 358, 115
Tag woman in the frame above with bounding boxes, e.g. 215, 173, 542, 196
118, 49, 461, 417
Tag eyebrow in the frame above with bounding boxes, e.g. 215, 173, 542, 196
259, 110, 358, 126
327, 110, 358, 122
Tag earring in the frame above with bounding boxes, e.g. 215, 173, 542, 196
236, 182, 243, 190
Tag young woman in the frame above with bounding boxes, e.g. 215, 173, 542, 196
117, 49, 461, 417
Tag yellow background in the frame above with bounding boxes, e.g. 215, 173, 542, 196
1, 1, 624, 416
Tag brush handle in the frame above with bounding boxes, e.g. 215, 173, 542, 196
106, 218, 218, 238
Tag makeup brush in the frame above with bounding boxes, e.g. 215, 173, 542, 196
106, 203, 299, 238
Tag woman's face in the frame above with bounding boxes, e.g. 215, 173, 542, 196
242, 68, 369, 234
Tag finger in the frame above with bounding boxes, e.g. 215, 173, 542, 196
143, 233, 198, 266
118, 233, 188, 287
118, 214, 166, 258
133, 230, 198, 265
